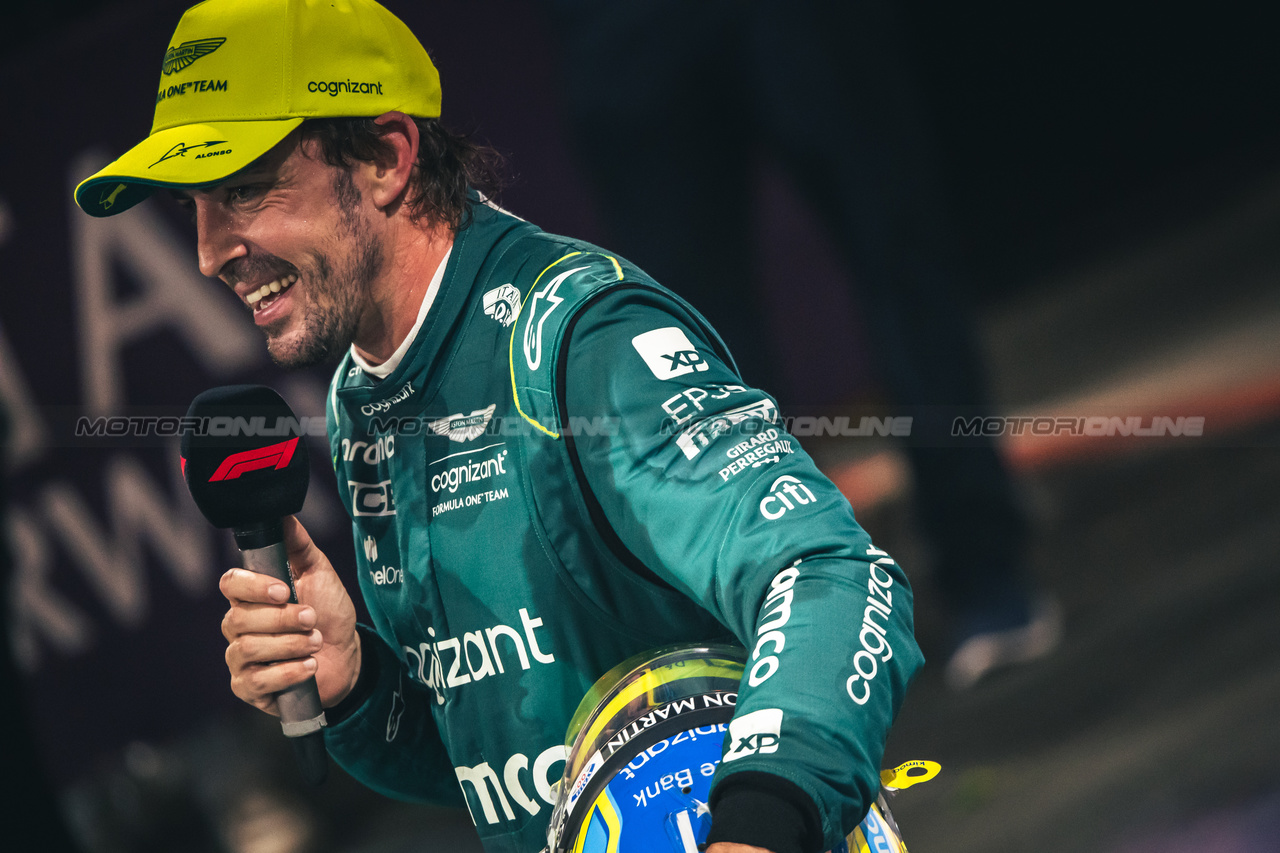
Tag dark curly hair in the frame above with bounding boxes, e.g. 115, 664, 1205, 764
299, 116, 506, 231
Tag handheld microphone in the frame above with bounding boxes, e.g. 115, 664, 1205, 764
181, 384, 328, 785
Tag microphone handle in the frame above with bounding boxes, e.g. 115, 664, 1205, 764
236, 521, 329, 785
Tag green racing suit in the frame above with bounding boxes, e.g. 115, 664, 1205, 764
322, 199, 923, 853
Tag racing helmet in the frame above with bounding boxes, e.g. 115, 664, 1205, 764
544, 643, 938, 853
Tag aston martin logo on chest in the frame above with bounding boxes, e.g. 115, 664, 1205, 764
428, 404, 496, 442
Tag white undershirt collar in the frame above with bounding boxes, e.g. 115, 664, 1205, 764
350, 245, 452, 379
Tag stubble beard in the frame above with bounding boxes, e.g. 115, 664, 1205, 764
264, 170, 384, 369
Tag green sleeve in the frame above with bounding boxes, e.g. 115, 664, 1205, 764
560, 287, 924, 849
322, 627, 465, 807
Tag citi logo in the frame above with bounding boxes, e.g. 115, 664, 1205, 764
369, 566, 403, 586
758, 475, 817, 520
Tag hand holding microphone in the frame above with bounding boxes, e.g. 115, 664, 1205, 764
182, 385, 359, 785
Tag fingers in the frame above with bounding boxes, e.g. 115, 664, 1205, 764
220, 566, 292, 606
282, 515, 323, 576
226, 628, 323, 670
221, 598, 317, 641
228, 655, 319, 714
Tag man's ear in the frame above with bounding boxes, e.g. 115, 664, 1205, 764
366, 111, 419, 211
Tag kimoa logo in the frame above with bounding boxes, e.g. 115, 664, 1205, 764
162, 37, 226, 75
428, 404, 496, 443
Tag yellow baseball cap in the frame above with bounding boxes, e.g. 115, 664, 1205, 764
74, 0, 442, 217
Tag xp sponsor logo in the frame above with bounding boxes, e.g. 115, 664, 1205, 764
347, 479, 395, 517
428, 444, 509, 495
483, 283, 522, 327
360, 381, 414, 416
676, 397, 779, 461
846, 546, 898, 706
632, 327, 709, 380
428, 404, 496, 443
758, 475, 818, 521
723, 708, 783, 762
747, 563, 799, 687
162, 37, 225, 74
524, 266, 585, 370
149, 140, 228, 168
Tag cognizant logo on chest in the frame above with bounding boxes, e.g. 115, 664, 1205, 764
403, 608, 556, 706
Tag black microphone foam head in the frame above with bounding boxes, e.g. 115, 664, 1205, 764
181, 385, 310, 529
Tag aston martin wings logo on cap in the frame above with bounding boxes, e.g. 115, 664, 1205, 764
428, 405, 497, 443
162, 37, 227, 75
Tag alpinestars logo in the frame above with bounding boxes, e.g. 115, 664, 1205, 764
483, 284, 521, 327
632, 327, 710, 380
208, 437, 298, 481
723, 708, 783, 761
363, 536, 378, 561
162, 37, 226, 75
524, 267, 586, 370
428, 404, 496, 442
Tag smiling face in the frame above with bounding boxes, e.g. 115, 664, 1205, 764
177, 132, 385, 368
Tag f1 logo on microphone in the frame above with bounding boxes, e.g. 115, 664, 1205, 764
208, 438, 299, 481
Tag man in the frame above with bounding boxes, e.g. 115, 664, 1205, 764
75, 2, 922, 852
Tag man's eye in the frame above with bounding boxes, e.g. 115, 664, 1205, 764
227, 184, 265, 202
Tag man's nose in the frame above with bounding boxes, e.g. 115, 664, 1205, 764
194, 200, 245, 279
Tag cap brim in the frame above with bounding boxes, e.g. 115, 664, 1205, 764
74, 118, 305, 217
